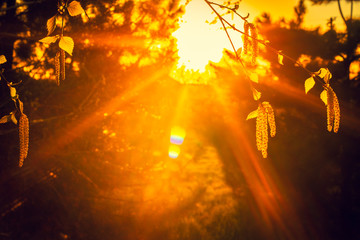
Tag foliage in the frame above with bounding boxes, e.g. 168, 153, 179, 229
39, 0, 84, 84
0, 56, 29, 167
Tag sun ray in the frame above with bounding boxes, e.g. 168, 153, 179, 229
208, 81, 308, 239
33, 67, 169, 163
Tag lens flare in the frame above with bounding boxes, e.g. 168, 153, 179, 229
170, 126, 186, 145
168, 144, 181, 159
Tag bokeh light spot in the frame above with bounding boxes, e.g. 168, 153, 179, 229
170, 126, 186, 145
168, 144, 181, 159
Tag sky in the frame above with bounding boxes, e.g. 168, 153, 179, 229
173, 0, 359, 72
240, 0, 359, 30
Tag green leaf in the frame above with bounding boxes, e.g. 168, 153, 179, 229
246, 109, 258, 120
0, 114, 11, 124
304, 76, 315, 94
320, 89, 327, 105
0, 55, 6, 64
252, 87, 261, 101
67, 1, 85, 16
278, 51, 284, 65
39, 36, 59, 44
47, 15, 57, 35
59, 36, 74, 56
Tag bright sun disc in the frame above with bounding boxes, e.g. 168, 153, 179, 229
173, 0, 231, 72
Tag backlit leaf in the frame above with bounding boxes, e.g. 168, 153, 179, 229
0, 55, 6, 64
9, 86, 16, 98
18, 99, 24, 114
10, 113, 17, 125
47, 15, 57, 35
252, 87, 261, 101
236, 47, 242, 56
249, 72, 258, 83
278, 51, 284, 65
67, 1, 85, 16
59, 36, 74, 56
0, 114, 11, 124
320, 89, 327, 105
304, 76, 315, 94
39, 36, 59, 44
316, 68, 328, 79
246, 109, 258, 120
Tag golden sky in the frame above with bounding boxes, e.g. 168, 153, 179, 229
173, 0, 359, 72
240, 0, 359, 30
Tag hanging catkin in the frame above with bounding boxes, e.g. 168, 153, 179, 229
255, 102, 277, 158
326, 86, 340, 133
243, 22, 249, 55
326, 87, 334, 132
55, 51, 60, 85
256, 104, 268, 158
19, 113, 29, 167
60, 49, 65, 81
260, 105, 268, 158
249, 23, 258, 65
263, 102, 276, 137
333, 90, 340, 133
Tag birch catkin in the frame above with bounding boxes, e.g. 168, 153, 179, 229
333, 91, 340, 133
326, 86, 340, 133
19, 114, 29, 167
243, 22, 249, 55
256, 104, 268, 158
256, 105, 264, 151
326, 87, 334, 132
255, 102, 276, 158
55, 51, 60, 85
263, 102, 276, 137
249, 23, 258, 65
261, 108, 268, 158
60, 49, 65, 81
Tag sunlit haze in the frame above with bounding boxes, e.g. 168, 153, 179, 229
173, 0, 359, 72
239, 0, 359, 30
173, 0, 232, 72
2, 0, 360, 239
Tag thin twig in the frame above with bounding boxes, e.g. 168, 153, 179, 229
206, 1, 249, 21
337, 0, 347, 27
0, 69, 10, 84
350, 0, 353, 22
204, 0, 326, 86
204, 0, 258, 98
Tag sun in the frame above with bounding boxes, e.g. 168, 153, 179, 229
172, 0, 232, 73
